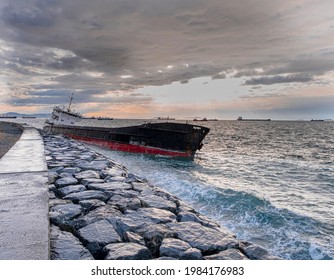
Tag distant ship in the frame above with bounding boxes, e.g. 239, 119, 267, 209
97, 117, 113, 120
157, 117, 175, 120
310, 119, 324, 122
44, 94, 209, 158
22, 116, 36, 119
237, 116, 271, 121
193, 118, 218, 121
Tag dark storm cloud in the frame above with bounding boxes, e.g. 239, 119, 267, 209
0, 0, 334, 115
2, 2, 57, 28
244, 73, 314, 86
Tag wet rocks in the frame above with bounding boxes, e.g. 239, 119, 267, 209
204, 248, 248, 260
64, 190, 109, 203
167, 222, 239, 253
104, 242, 152, 260
55, 177, 78, 187
44, 134, 278, 260
77, 220, 122, 257
160, 238, 202, 259
50, 225, 94, 260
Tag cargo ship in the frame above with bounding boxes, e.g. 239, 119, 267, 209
43, 96, 209, 158
237, 116, 271, 121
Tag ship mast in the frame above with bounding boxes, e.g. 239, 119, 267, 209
67, 92, 74, 112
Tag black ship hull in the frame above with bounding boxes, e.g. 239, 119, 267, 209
44, 122, 210, 157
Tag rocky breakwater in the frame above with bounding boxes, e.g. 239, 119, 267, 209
44, 134, 279, 260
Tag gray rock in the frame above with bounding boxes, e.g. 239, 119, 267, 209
58, 172, 75, 178
178, 211, 221, 229
160, 238, 202, 260
108, 195, 142, 211
88, 182, 132, 196
75, 170, 100, 180
167, 222, 238, 253
240, 244, 280, 260
139, 194, 177, 213
49, 198, 72, 208
140, 224, 177, 257
48, 184, 57, 193
57, 184, 86, 197
131, 182, 153, 193
78, 199, 106, 212
204, 249, 249, 260
75, 205, 123, 229
125, 208, 176, 224
105, 176, 127, 183
50, 203, 83, 228
64, 190, 109, 203
48, 172, 58, 184
100, 167, 127, 179
77, 220, 122, 256
177, 212, 203, 223
81, 178, 105, 186
77, 160, 109, 171
104, 243, 152, 260
50, 225, 94, 260
60, 167, 82, 175
178, 201, 197, 213
55, 177, 79, 188
49, 191, 57, 199
123, 231, 146, 246
114, 216, 154, 235
109, 189, 141, 198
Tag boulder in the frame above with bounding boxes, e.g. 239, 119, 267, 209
77, 220, 122, 257
57, 184, 86, 197
49, 203, 83, 229
240, 243, 280, 260
125, 208, 176, 224
100, 167, 127, 178
204, 249, 248, 260
75, 205, 123, 229
123, 231, 146, 246
88, 182, 132, 196
64, 190, 109, 203
167, 222, 238, 253
107, 195, 142, 211
160, 238, 202, 260
78, 199, 106, 212
106, 176, 127, 183
50, 225, 94, 260
55, 177, 78, 188
77, 160, 109, 171
60, 167, 82, 175
81, 178, 105, 187
104, 243, 152, 260
139, 195, 177, 213
75, 170, 100, 180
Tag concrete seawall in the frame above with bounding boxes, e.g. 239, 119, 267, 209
0, 123, 49, 260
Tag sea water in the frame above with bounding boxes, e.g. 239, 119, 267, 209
15, 118, 334, 259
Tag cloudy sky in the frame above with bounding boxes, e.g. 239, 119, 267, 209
0, 0, 334, 119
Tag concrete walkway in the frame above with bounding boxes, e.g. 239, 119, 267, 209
0, 124, 49, 259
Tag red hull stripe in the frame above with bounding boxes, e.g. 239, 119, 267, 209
66, 134, 192, 157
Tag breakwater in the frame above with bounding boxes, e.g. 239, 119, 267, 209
45, 134, 279, 260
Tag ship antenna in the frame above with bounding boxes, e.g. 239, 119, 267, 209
67, 92, 74, 112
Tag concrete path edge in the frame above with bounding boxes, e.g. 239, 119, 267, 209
0, 123, 49, 260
